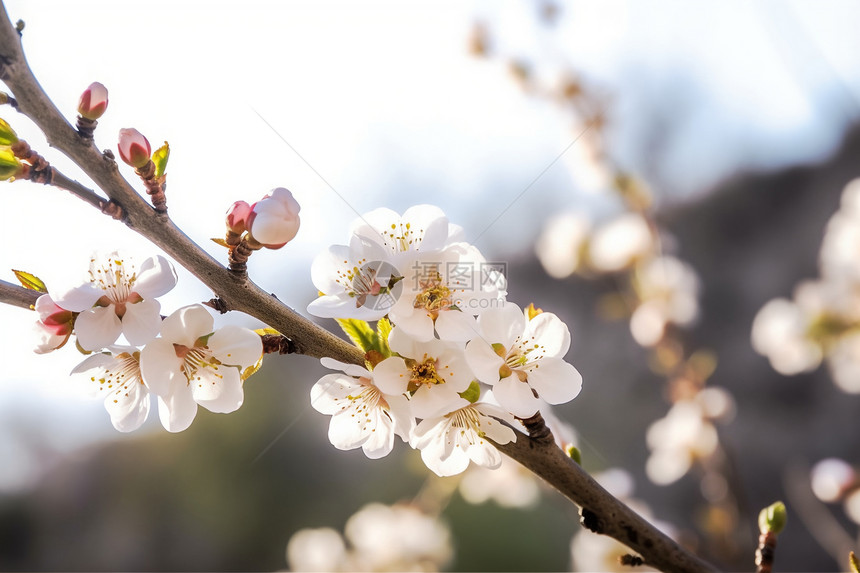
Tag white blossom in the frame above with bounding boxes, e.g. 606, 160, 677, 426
307, 235, 401, 321
410, 394, 517, 477
464, 302, 582, 417
386, 242, 506, 342
71, 346, 151, 432
139, 305, 262, 432
373, 329, 475, 419
52, 252, 177, 351
311, 358, 414, 459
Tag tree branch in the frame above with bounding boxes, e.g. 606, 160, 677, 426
0, 278, 40, 309
0, 4, 718, 572
0, 6, 362, 366
496, 414, 717, 573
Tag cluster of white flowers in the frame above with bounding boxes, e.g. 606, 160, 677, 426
536, 210, 701, 348
308, 205, 583, 476
752, 179, 860, 393
286, 502, 452, 572
32, 252, 263, 432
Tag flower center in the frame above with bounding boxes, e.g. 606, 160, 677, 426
448, 406, 485, 441
90, 351, 143, 394
382, 220, 424, 252
89, 256, 139, 308
413, 272, 452, 316
409, 357, 446, 392
173, 343, 223, 383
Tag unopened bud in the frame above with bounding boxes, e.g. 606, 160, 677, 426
246, 187, 301, 248
226, 200, 252, 234
77, 82, 108, 120
117, 128, 151, 169
758, 501, 787, 534
0, 117, 19, 146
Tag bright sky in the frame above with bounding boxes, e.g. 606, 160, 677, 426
0, 0, 858, 491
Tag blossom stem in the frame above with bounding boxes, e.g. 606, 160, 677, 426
134, 159, 167, 213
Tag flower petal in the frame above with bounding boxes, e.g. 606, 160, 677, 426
526, 358, 583, 405
52, 283, 103, 312
121, 298, 163, 345
464, 339, 505, 384
372, 357, 410, 396
160, 305, 214, 344
75, 306, 122, 350
133, 255, 178, 299
192, 367, 244, 414
493, 376, 541, 418
526, 312, 571, 358
208, 325, 263, 368
104, 378, 150, 432
139, 338, 184, 396
157, 386, 198, 432
477, 302, 525, 348
434, 310, 479, 342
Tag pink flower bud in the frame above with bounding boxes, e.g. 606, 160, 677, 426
33, 294, 74, 354
118, 128, 152, 169
226, 200, 252, 234
247, 187, 301, 248
78, 82, 108, 120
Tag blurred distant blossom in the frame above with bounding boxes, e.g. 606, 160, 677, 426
588, 213, 654, 273
629, 255, 701, 347
645, 388, 735, 485
459, 456, 541, 508
535, 211, 591, 279
753, 179, 860, 392
286, 503, 452, 572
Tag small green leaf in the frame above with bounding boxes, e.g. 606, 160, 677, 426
849, 551, 859, 573
374, 317, 393, 358
758, 501, 787, 534
152, 141, 169, 177
211, 237, 231, 248
567, 445, 582, 465
336, 318, 376, 352
12, 269, 48, 292
0, 117, 19, 146
458, 380, 481, 403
